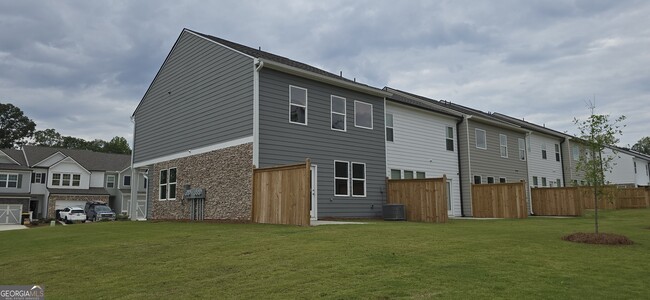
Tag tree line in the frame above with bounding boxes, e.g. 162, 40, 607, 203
1, 103, 131, 154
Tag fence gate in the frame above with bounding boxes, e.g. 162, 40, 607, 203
252, 159, 310, 226
184, 188, 205, 221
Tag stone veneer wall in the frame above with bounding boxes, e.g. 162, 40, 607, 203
47, 194, 110, 219
151, 143, 253, 220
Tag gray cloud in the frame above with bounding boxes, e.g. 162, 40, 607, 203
0, 0, 648, 147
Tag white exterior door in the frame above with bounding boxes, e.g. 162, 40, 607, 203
310, 165, 317, 220
136, 193, 147, 220
446, 181, 453, 216
0, 204, 22, 225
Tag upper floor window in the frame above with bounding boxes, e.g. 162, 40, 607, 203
499, 134, 508, 158
446, 126, 454, 151
634, 162, 637, 174
518, 138, 526, 161
331, 95, 346, 131
0, 173, 19, 188
289, 86, 307, 125
572, 145, 580, 161
555, 144, 561, 162
354, 101, 373, 129
386, 113, 394, 142
53, 173, 80, 187
123, 175, 131, 186
32, 172, 46, 184
159, 168, 177, 200
541, 143, 547, 160
475, 129, 486, 149
106, 175, 116, 188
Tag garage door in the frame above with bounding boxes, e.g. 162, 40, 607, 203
55, 200, 87, 210
0, 204, 22, 225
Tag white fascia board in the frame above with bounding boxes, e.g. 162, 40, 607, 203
49, 156, 91, 174
0, 150, 20, 165
133, 136, 253, 168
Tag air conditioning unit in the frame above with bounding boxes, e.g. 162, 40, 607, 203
382, 204, 406, 221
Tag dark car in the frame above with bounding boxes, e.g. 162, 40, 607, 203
85, 201, 116, 222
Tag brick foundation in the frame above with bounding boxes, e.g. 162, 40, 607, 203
151, 143, 253, 220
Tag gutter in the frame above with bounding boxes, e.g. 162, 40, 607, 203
259, 59, 391, 98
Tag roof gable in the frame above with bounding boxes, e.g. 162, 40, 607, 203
49, 156, 91, 174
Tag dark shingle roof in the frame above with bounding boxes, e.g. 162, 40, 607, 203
22, 146, 130, 171
0, 164, 32, 171
1, 149, 27, 165
185, 29, 383, 92
384, 87, 463, 118
48, 187, 110, 195
491, 112, 569, 138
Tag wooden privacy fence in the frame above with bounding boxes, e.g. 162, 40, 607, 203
471, 182, 527, 218
252, 160, 310, 226
530, 188, 584, 216
616, 187, 650, 209
386, 176, 448, 223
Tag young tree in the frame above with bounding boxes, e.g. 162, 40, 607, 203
0, 103, 37, 148
632, 136, 650, 155
574, 103, 625, 234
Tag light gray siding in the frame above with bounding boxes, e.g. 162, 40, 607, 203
459, 119, 528, 216
0, 171, 31, 194
133, 31, 254, 163
258, 68, 386, 218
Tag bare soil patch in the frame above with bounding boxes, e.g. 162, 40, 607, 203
563, 232, 633, 245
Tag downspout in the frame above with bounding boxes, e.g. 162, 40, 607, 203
129, 115, 137, 221
253, 59, 264, 168
465, 115, 473, 216
525, 131, 533, 215
560, 137, 567, 187
455, 116, 465, 217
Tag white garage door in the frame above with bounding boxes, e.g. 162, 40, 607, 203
0, 204, 22, 225
55, 200, 87, 210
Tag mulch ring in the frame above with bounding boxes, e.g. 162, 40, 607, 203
562, 232, 634, 245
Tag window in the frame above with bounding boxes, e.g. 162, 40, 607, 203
572, 180, 578, 186
499, 177, 507, 183
446, 126, 454, 151
351, 163, 366, 197
106, 175, 115, 188
473, 175, 482, 184
555, 144, 561, 162
0, 173, 19, 188
289, 86, 307, 125
331, 95, 346, 131
475, 129, 486, 149
403, 170, 414, 179
556, 179, 562, 187
72, 174, 80, 187
499, 134, 508, 158
62, 174, 71, 186
334, 161, 349, 196
533, 176, 539, 187
572, 145, 580, 161
52, 173, 61, 186
541, 143, 547, 160
123, 175, 131, 186
542, 177, 547, 187
646, 164, 649, 176
416, 171, 426, 179
487, 177, 495, 184
354, 101, 373, 129
386, 113, 394, 142
518, 138, 526, 161
390, 169, 401, 179
159, 168, 177, 200
32, 172, 46, 184
581, 180, 586, 186
634, 162, 637, 174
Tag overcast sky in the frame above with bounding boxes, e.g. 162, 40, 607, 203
1, 0, 648, 147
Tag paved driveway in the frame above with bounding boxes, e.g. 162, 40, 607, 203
0, 225, 28, 231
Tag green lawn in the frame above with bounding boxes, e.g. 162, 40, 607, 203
1, 209, 649, 299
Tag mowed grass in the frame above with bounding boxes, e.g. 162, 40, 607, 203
1, 209, 649, 299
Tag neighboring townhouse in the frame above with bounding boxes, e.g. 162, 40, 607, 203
564, 138, 590, 186
492, 113, 568, 188
383, 87, 465, 216
131, 28, 390, 221
0, 146, 144, 224
604, 146, 650, 187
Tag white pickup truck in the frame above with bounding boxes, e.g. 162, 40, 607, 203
59, 207, 87, 224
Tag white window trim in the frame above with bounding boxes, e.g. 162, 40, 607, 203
518, 138, 526, 161
446, 126, 454, 151
542, 177, 547, 187
475, 128, 487, 150
487, 176, 495, 184
330, 95, 347, 132
533, 176, 539, 187
499, 177, 507, 183
403, 170, 414, 179
351, 162, 366, 197
473, 175, 482, 184
159, 169, 167, 201
354, 100, 373, 129
106, 174, 116, 188
0, 173, 19, 189
50, 172, 82, 187
123, 175, 131, 187
168, 167, 177, 200
288, 85, 308, 126
386, 113, 394, 142
541, 143, 548, 160
499, 134, 508, 158
555, 144, 561, 161
334, 160, 350, 197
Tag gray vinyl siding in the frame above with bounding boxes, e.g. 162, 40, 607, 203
0, 171, 31, 194
459, 119, 528, 216
258, 68, 386, 218
133, 31, 254, 163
